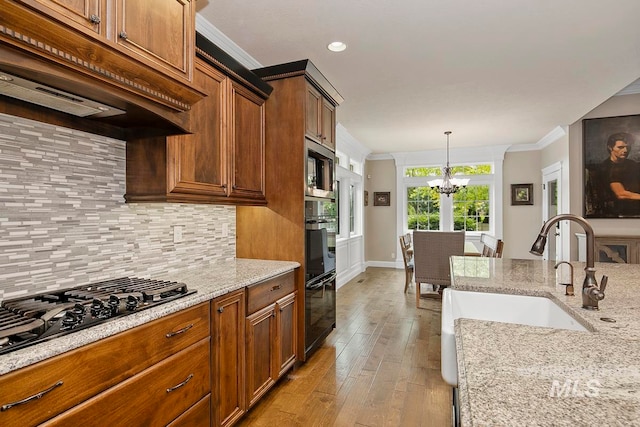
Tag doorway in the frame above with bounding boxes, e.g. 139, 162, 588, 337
542, 162, 562, 261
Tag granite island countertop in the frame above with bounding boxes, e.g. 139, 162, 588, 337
0, 258, 299, 376
450, 256, 640, 426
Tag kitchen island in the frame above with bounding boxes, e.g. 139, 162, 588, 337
451, 256, 640, 426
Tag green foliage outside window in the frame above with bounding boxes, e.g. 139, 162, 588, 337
452, 185, 490, 231
407, 186, 440, 230
405, 164, 492, 177
407, 185, 490, 231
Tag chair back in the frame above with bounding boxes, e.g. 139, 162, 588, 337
413, 230, 465, 288
480, 233, 504, 258
399, 234, 413, 266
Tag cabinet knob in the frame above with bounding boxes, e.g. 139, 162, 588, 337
232, 185, 237, 190
89, 14, 101, 24
119, 31, 128, 40
221, 184, 227, 189
217, 307, 224, 313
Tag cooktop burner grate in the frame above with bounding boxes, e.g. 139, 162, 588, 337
0, 277, 195, 355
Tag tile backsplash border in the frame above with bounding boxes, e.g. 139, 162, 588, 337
0, 113, 235, 300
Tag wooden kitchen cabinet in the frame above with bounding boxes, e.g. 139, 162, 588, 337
0, 303, 210, 427
125, 56, 269, 205
16, 0, 194, 82
41, 339, 211, 426
245, 272, 297, 407
212, 289, 246, 427
246, 303, 277, 407
4, 0, 201, 112
305, 84, 336, 150
238, 60, 342, 361
114, 0, 194, 82
17, 0, 107, 35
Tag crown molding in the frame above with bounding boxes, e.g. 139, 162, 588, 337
615, 78, 640, 96
507, 125, 567, 152
195, 14, 263, 70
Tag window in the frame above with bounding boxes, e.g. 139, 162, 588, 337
407, 186, 440, 230
349, 184, 355, 233
335, 180, 340, 235
452, 185, 490, 231
404, 164, 494, 233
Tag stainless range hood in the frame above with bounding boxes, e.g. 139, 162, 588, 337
0, 71, 125, 118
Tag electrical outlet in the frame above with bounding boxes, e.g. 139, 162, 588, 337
173, 225, 183, 243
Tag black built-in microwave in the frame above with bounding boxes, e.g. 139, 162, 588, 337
306, 139, 334, 199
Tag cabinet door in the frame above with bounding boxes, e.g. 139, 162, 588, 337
305, 84, 322, 142
228, 81, 266, 201
168, 59, 228, 197
115, 0, 193, 81
246, 304, 277, 407
19, 0, 106, 35
276, 292, 297, 377
321, 98, 336, 151
212, 290, 246, 427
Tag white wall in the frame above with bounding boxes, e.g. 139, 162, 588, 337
502, 151, 543, 259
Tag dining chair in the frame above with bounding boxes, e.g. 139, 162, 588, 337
480, 233, 504, 258
399, 234, 414, 293
412, 230, 465, 307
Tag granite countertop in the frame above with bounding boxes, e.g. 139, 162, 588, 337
0, 258, 299, 376
450, 256, 640, 426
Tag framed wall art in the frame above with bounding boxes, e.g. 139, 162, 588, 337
373, 191, 390, 206
583, 114, 640, 218
511, 183, 533, 206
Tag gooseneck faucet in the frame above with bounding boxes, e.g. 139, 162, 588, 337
530, 214, 607, 310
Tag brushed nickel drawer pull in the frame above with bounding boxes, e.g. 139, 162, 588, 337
1, 380, 63, 411
271, 285, 281, 291
166, 374, 193, 393
165, 323, 193, 338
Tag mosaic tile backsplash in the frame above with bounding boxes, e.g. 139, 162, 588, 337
0, 113, 236, 301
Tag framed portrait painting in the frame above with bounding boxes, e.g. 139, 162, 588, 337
583, 114, 640, 218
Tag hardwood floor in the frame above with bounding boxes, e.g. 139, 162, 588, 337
237, 267, 453, 427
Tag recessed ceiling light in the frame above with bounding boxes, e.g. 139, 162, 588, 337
327, 41, 347, 52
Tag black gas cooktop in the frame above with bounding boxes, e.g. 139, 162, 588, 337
0, 277, 195, 355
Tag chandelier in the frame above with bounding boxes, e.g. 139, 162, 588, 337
428, 131, 469, 197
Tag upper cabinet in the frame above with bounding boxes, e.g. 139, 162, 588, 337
114, 0, 193, 82
23, 0, 108, 35
125, 35, 273, 206
254, 60, 343, 153
0, 0, 202, 132
305, 84, 336, 150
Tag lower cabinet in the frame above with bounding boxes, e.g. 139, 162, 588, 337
0, 303, 211, 427
0, 271, 297, 427
212, 289, 246, 427
245, 272, 297, 408
41, 339, 211, 426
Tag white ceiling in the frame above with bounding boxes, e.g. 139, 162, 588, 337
197, 0, 640, 154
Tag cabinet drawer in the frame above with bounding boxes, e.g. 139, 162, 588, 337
42, 338, 211, 426
0, 302, 209, 427
167, 393, 211, 427
246, 271, 295, 314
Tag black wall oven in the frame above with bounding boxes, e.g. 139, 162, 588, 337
304, 196, 336, 358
